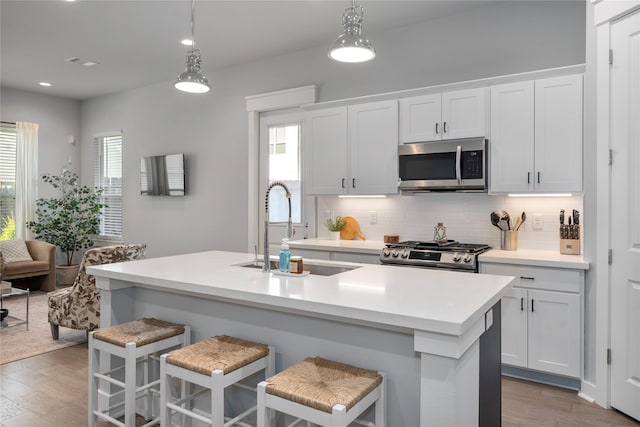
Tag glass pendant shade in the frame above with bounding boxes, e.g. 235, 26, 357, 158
175, 49, 210, 93
328, 3, 375, 63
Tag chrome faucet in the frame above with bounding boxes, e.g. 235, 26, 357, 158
263, 181, 293, 272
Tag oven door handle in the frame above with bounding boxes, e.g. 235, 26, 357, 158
455, 145, 462, 185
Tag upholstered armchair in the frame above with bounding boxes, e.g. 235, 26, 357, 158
48, 243, 146, 340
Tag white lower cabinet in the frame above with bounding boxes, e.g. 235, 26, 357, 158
480, 262, 583, 379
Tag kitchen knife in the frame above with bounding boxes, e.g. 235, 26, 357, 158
573, 210, 580, 226
560, 210, 565, 225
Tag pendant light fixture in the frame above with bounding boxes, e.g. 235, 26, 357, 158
175, 0, 211, 94
328, 0, 376, 63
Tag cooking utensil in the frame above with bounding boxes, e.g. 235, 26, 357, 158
560, 210, 565, 225
340, 216, 366, 240
490, 212, 502, 230
502, 211, 511, 230
498, 211, 510, 231
513, 211, 526, 231
573, 210, 579, 226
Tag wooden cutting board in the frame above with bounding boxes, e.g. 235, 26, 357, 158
340, 216, 366, 240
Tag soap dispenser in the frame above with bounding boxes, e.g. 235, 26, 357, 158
279, 238, 291, 273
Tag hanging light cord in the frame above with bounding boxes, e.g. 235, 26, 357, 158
190, 0, 197, 50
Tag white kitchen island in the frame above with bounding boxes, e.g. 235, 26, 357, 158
88, 251, 514, 426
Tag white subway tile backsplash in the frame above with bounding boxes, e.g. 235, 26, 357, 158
316, 194, 583, 252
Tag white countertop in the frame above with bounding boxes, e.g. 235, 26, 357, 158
479, 249, 589, 270
288, 238, 384, 255
88, 250, 513, 337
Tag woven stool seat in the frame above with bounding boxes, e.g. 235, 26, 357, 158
166, 335, 270, 376
265, 357, 383, 414
93, 318, 186, 348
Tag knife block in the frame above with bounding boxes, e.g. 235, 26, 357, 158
560, 225, 581, 255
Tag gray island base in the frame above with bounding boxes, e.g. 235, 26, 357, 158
89, 251, 513, 426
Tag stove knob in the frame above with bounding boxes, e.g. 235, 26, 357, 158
391, 249, 399, 258
452, 253, 462, 262
401, 249, 409, 258
463, 254, 472, 263
382, 248, 390, 258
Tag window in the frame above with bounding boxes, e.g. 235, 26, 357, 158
93, 133, 123, 239
267, 123, 301, 223
0, 124, 17, 240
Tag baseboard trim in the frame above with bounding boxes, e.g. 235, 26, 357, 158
578, 380, 599, 405
502, 365, 581, 391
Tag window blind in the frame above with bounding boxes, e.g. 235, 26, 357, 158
0, 125, 17, 231
93, 133, 122, 239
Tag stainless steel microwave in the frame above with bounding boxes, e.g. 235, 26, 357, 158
398, 137, 487, 192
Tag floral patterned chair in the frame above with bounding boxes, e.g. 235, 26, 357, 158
47, 244, 147, 340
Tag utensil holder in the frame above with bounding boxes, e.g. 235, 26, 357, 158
560, 225, 581, 255
500, 230, 518, 251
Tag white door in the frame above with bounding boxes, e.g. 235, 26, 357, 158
259, 109, 313, 253
489, 81, 535, 193
442, 87, 485, 140
610, 11, 640, 421
305, 107, 348, 194
500, 287, 528, 368
399, 94, 442, 143
534, 75, 583, 193
348, 100, 399, 195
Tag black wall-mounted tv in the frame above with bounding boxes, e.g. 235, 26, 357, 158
140, 153, 186, 196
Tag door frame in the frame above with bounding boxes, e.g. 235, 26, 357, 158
592, 0, 640, 410
245, 85, 316, 253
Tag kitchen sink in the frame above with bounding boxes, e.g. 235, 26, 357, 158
238, 261, 359, 276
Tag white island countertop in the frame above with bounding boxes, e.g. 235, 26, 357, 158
88, 250, 513, 337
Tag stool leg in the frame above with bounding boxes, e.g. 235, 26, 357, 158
143, 354, 152, 420
88, 332, 98, 427
211, 369, 225, 427
124, 342, 137, 427
160, 354, 170, 427
375, 373, 386, 427
331, 404, 347, 427
257, 381, 269, 427
266, 345, 276, 378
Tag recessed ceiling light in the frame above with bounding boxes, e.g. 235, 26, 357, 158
181, 39, 194, 46
39, 82, 52, 87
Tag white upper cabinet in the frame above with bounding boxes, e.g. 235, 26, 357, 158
306, 100, 398, 195
306, 106, 348, 194
400, 87, 485, 143
490, 81, 535, 193
490, 74, 583, 193
534, 75, 583, 193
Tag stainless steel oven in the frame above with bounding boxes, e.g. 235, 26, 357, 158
379, 240, 491, 273
398, 137, 487, 192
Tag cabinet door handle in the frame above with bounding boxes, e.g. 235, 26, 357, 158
537, 172, 541, 184
435, 122, 439, 134
443, 121, 448, 133
352, 178, 356, 188
520, 276, 535, 281
531, 299, 535, 312
527, 172, 531, 184
341, 178, 346, 189
520, 297, 524, 311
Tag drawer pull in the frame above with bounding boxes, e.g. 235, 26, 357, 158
520, 297, 524, 311
520, 276, 535, 280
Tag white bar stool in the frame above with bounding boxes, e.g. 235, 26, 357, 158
160, 335, 275, 427
88, 318, 190, 427
257, 356, 386, 427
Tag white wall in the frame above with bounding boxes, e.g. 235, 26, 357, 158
0, 87, 81, 199
78, 0, 585, 258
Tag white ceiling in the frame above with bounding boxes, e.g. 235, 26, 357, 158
0, 0, 491, 100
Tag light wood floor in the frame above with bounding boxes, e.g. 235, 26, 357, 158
0, 343, 638, 427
